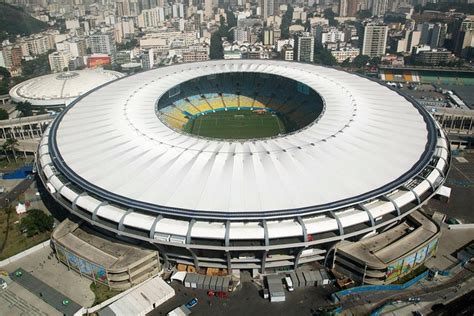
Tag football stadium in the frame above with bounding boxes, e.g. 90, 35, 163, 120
37, 60, 450, 287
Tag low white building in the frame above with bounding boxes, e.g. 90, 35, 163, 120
331, 48, 360, 63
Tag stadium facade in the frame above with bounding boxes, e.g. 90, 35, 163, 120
37, 60, 450, 280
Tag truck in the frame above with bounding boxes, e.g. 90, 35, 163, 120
284, 276, 294, 292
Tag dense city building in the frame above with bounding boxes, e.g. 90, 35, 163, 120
362, 23, 388, 57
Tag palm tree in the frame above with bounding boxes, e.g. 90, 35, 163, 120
15, 101, 33, 117
2, 137, 19, 162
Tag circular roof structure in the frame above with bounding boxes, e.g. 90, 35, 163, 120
9, 69, 124, 106
46, 60, 437, 220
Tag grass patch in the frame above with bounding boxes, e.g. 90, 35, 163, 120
0, 207, 51, 260
90, 283, 123, 305
183, 109, 285, 139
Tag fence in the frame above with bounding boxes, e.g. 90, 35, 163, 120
331, 270, 430, 303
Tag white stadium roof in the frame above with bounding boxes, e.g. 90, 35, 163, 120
9, 69, 123, 106
48, 60, 435, 219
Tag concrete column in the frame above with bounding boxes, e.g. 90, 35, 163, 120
261, 250, 267, 274
294, 248, 304, 270
226, 251, 232, 275
188, 248, 200, 271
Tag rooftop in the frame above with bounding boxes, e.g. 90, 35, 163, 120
336, 211, 439, 268
52, 219, 156, 272
9, 69, 123, 106
48, 60, 434, 218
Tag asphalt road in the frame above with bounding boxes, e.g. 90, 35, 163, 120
149, 281, 337, 316
0, 178, 34, 208
345, 263, 474, 315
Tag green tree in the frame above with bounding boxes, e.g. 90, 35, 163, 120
210, 32, 224, 60
225, 9, 237, 29
280, 5, 294, 39
19, 209, 54, 237
341, 58, 351, 67
314, 44, 337, 66
357, 10, 372, 19
369, 57, 381, 66
0, 66, 11, 95
2, 137, 18, 162
0, 67, 11, 80
0, 81, 8, 95
15, 101, 33, 117
352, 54, 371, 68
21, 51, 52, 78
324, 8, 338, 27
0, 108, 9, 120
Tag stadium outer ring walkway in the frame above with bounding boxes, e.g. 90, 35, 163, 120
37, 60, 450, 273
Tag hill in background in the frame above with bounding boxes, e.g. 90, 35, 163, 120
0, 3, 48, 42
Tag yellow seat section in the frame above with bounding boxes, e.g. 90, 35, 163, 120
160, 106, 189, 128
239, 95, 254, 107
224, 95, 239, 108
252, 99, 266, 108
208, 98, 226, 110
192, 99, 213, 112
174, 101, 200, 115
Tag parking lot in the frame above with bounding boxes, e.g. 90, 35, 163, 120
425, 152, 474, 224
149, 279, 337, 316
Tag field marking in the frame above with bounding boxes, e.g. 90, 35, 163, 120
454, 157, 468, 163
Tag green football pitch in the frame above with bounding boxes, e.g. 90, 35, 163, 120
183, 110, 286, 139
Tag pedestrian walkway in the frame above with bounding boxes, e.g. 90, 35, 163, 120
0, 289, 49, 316
11, 268, 81, 315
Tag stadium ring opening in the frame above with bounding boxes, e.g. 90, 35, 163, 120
156, 72, 324, 140
37, 60, 450, 273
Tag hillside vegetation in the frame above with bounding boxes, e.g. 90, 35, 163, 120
0, 3, 48, 42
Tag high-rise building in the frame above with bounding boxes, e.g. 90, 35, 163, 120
48, 50, 72, 72
204, 0, 213, 18
294, 32, 314, 62
25, 34, 55, 56
263, 29, 274, 46
407, 30, 421, 53
372, 0, 388, 16
234, 27, 249, 43
115, 18, 135, 43
261, 0, 274, 19
10, 46, 23, 68
430, 23, 447, 48
139, 7, 165, 28
419, 22, 447, 48
141, 49, 154, 70
281, 44, 294, 61
339, 0, 358, 16
347, 0, 358, 17
419, 22, 433, 45
90, 32, 117, 63
339, 0, 348, 17
56, 38, 87, 57
362, 23, 388, 57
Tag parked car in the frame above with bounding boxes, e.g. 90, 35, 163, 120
185, 298, 198, 309
446, 218, 462, 225
0, 278, 7, 290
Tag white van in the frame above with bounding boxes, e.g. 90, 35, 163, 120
284, 276, 294, 292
